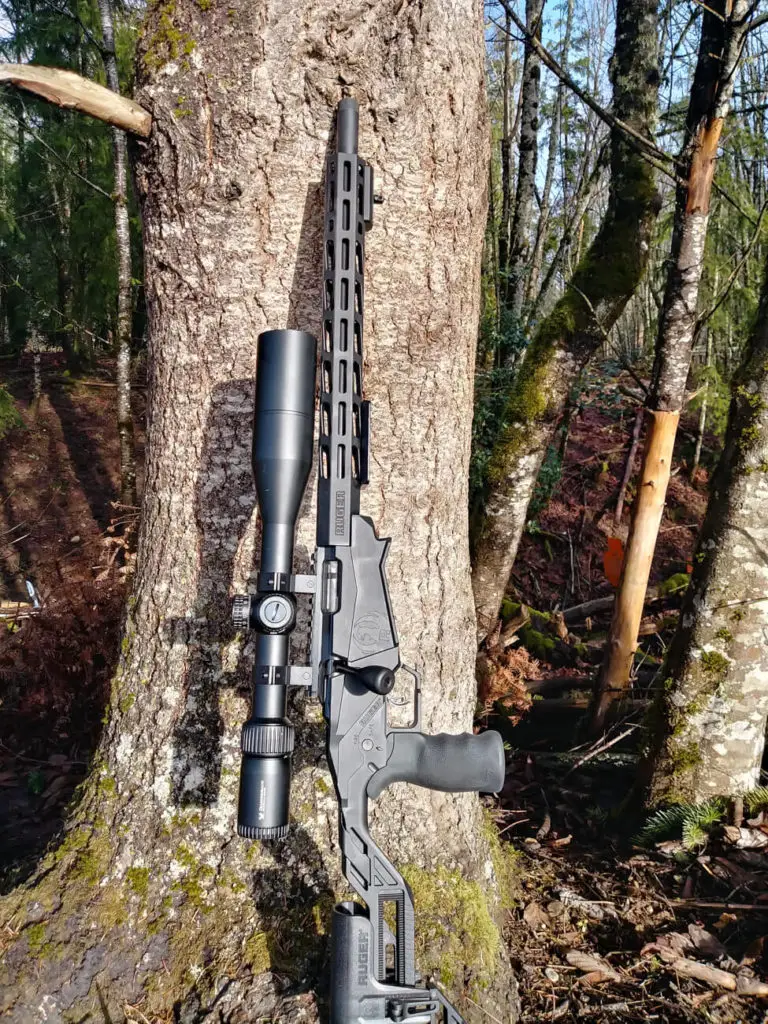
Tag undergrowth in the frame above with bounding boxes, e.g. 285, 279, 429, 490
635, 786, 768, 851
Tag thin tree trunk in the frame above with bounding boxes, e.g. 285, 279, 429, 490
527, 143, 606, 324
498, 10, 513, 295
472, 0, 660, 640
692, 326, 713, 479
49, 174, 77, 366
642, 247, 768, 805
592, 0, 751, 732
0, 1, 517, 1020
615, 404, 644, 526
526, 0, 574, 308
505, 0, 544, 320
98, 0, 137, 513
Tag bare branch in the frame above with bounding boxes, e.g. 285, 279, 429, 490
0, 63, 151, 136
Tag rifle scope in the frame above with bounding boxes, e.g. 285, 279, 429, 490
234, 328, 317, 839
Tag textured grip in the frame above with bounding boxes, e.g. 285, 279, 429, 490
367, 729, 505, 800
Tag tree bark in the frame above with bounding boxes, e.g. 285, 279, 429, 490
691, 326, 713, 479
505, 0, 544, 320
642, 246, 768, 805
0, 1, 517, 1021
498, 10, 513, 295
525, 0, 573, 309
98, 0, 138, 513
471, 0, 660, 640
592, 0, 751, 731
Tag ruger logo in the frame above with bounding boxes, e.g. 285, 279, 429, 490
357, 930, 369, 986
334, 491, 346, 536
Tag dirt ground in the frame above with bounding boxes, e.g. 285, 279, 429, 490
0, 354, 145, 888
3, 358, 768, 1022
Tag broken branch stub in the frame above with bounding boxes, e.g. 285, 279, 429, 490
0, 64, 151, 137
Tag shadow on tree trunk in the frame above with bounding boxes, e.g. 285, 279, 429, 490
167, 179, 324, 810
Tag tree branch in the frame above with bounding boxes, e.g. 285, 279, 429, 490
493, 0, 668, 166
0, 63, 151, 136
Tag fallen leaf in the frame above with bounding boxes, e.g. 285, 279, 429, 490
646, 948, 736, 990
688, 924, 727, 960
524, 902, 550, 932
723, 826, 768, 849
566, 950, 621, 983
556, 887, 618, 921
580, 970, 617, 986
603, 537, 624, 587
642, 933, 694, 958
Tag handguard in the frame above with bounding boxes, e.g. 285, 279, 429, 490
233, 97, 506, 1024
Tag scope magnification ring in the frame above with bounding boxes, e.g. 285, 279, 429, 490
241, 721, 295, 756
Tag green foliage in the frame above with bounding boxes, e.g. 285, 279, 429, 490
637, 787, 768, 851
470, 308, 528, 509
689, 364, 731, 439
744, 787, 768, 815
635, 798, 727, 850
0, 385, 21, 439
0, 0, 143, 366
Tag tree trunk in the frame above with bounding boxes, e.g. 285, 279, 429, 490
691, 326, 713, 479
592, 0, 750, 732
505, 0, 544, 320
525, 0, 573, 309
0, 2, 517, 1021
471, 0, 660, 640
615, 404, 644, 526
642, 247, 768, 805
50, 174, 78, 367
498, 10, 513, 295
98, 0, 138, 514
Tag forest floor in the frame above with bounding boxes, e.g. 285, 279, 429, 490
2, 359, 768, 1021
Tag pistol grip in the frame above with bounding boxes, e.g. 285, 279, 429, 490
367, 730, 505, 800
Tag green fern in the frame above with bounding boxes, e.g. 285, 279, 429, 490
681, 819, 708, 850
744, 786, 768, 815
636, 798, 727, 850
635, 805, 689, 847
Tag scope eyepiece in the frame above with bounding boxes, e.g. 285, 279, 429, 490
237, 711, 294, 836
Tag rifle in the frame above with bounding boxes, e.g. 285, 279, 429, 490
232, 97, 505, 1024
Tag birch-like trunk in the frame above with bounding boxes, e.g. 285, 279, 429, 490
643, 248, 768, 804
98, 0, 138, 512
498, 10, 513, 295
472, 0, 660, 640
505, 0, 543, 320
525, 0, 573, 309
0, 2, 518, 1021
592, 0, 751, 730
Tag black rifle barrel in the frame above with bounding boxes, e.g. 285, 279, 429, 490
336, 97, 358, 154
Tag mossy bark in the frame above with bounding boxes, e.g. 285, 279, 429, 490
471, 0, 660, 640
642, 247, 768, 806
0, 1, 519, 1021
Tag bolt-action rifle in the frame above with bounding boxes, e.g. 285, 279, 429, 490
231, 97, 505, 1024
